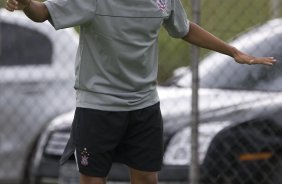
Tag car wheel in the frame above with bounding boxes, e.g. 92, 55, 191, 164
268, 155, 282, 184
21, 136, 40, 184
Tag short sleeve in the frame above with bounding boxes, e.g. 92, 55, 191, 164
163, 0, 190, 38
44, 0, 96, 30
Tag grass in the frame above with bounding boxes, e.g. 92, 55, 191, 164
0, 0, 280, 83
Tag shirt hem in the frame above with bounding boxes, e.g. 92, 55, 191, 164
76, 99, 160, 111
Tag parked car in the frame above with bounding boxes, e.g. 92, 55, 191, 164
31, 18, 282, 184
0, 9, 78, 184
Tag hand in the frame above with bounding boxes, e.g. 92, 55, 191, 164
233, 50, 277, 66
6, 0, 31, 11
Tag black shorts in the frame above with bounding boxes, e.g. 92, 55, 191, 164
60, 102, 164, 177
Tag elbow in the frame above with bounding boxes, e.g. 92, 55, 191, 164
26, 12, 50, 23
23, 2, 50, 23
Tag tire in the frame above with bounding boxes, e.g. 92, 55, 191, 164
268, 157, 282, 184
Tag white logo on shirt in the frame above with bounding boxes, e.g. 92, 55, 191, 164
156, 0, 167, 12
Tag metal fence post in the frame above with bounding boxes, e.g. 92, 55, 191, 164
189, 0, 201, 184
270, 0, 281, 18
0, 17, 2, 56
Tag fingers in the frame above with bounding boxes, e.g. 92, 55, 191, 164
251, 57, 277, 66
235, 54, 277, 66
6, 0, 19, 11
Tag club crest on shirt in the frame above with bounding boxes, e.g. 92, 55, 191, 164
156, 0, 167, 12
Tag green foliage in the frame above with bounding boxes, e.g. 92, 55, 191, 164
0, 0, 5, 7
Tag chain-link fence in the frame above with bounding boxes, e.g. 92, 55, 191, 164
186, 1, 282, 184
1, 0, 282, 184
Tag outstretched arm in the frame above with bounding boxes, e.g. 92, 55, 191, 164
6, 0, 50, 22
183, 22, 277, 66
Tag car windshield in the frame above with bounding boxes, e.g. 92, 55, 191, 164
0, 18, 77, 83
174, 26, 282, 92
0, 22, 52, 66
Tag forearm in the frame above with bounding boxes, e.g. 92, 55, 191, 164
23, 0, 50, 22
183, 22, 239, 58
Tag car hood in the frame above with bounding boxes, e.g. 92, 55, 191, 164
158, 86, 282, 135
46, 86, 282, 139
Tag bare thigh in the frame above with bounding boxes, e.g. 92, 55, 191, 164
80, 173, 106, 184
129, 167, 158, 184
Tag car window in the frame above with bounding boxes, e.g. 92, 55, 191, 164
174, 26, 282, 92
0, 22, 52, 66
200, 33, 282, 91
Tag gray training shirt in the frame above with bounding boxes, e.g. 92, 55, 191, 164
44, 0, 190, 111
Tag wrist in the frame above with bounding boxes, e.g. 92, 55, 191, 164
229, 46, 241, 58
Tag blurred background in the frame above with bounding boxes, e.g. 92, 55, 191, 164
1, 0, 282, 184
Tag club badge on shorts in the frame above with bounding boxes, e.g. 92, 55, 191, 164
80, 148, 90, 166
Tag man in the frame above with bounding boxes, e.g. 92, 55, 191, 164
6, 0, 276, 184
